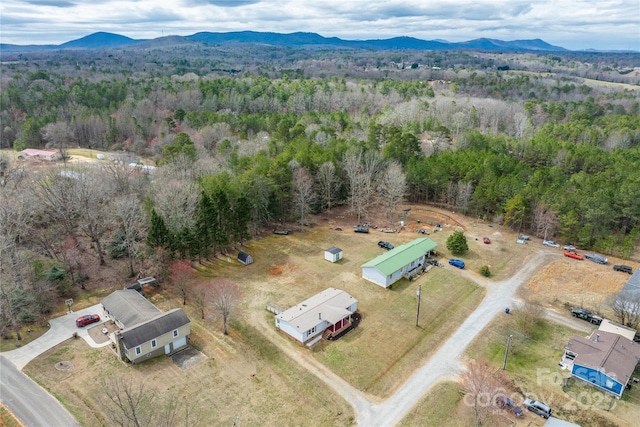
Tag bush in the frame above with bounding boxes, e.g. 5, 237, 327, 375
480, 265, 491, 277
446, 231, 469, 255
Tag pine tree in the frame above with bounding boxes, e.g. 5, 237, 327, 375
447, 231, 469, 255
147, 209, 169, 249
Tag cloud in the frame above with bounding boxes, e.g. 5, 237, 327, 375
22, 0, 75, 6
187, 0, 262, 6
0, 0, 638, 50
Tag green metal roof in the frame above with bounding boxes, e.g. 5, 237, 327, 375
361, 238, 437, 275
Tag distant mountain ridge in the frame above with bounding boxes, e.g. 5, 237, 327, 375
1, 31, 572, 53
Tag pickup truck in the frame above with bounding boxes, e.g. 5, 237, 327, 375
571, 307, 603, 325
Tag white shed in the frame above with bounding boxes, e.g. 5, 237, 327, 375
324, 246, 343, 263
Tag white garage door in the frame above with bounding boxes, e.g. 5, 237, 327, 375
173, 336, 187, 349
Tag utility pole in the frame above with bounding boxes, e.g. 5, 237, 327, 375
416, 284, 422, 327
502, 335, 513, 370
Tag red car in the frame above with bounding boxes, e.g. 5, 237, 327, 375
76, 314, 100, 327
564, 250, 583, 260
482, 237, 491, 244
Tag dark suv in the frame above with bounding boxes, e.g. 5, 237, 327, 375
378, 241, 394, 250
613, 265, 633, 274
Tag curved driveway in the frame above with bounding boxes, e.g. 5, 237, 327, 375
0, 304, 108, 427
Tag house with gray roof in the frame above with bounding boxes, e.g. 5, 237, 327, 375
560, 330, 640, 398
615, 269, 640, 316
275, 288, 357, 346
361, 238, 437, 288
101, 290, 190, 364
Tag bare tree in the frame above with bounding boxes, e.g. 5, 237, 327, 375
0, 190, 36, 340
316, 161, 340, 213
291, 167, 316, 227
190, 282, 210, 320
343, 149, 384, 223
460, 359, 505, 427
456, 181, 474, 212
531, 203, 558, 240
101, 377, 202, 427
42, 121, 74, 163
102, 377, 154, 427
377, 160, 406, 224
74, 169, 113, 265
169, 260, 195, 306
612, 294, 640, 329
113, 197, 144, 277
342, 148, 362, 214
512, 301, 545, 336
208, 279, 241, 335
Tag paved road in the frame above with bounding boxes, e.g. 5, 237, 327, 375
0, 355, 80, 427
0, 304, 108, 427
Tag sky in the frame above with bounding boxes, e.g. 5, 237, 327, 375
1, 0, 639, 51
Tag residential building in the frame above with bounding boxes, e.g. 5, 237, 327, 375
361, 238, 437, 288
275, 288, 357, 346
101, 290, 190, 364
560, 330, 640, 398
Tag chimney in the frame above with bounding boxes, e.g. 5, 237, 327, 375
319, 313, 322, 320
595, 334, 600, 342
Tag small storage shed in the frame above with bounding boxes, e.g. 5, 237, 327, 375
238, 251, 254, 265
324, 246, 343, 263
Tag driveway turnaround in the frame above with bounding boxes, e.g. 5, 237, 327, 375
0, 303, 109, 427
1, 303, 108, 370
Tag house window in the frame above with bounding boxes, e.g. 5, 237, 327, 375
151, 339, 157, 348
307, 326, 316, 336
135, 346, 141, 355
173, 329, 179, 338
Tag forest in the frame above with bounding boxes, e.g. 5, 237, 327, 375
1, 43, 639, 333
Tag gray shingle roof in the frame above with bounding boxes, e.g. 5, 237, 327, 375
618, 269, 640, 301
566, 330, 640, 386
101, 290, 162, 327
121, 308, 190, 349
276, 288, 356, 332
325, 246, 342, 254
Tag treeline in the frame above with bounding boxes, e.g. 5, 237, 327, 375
1, 47, 640, 337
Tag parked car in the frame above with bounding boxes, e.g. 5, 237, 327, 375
571, 307, 603, 325
516, 237, 526, 244
523, 398, 552, 418
378, 241, 394, 250
564, 244, 576, 251
543, 240, 560, 247
354, 226, 369, 233
482, 237, 491, 244
76, 314, 100, 327
584, 253, 608, 265
564, 250, 583, 260
496, 395, 523, 417
613, 265, 633, 274
449, 259, 465, 269
273, 229, 290, 235
518, 235, 530, 241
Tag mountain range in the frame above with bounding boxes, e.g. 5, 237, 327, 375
1, 31, 571, 53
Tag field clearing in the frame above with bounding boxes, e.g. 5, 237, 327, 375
523, 255, 639, 317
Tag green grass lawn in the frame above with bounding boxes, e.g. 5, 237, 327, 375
314, 267, 483, 397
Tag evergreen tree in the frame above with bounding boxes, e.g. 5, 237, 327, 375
447, 231, 469, 255
147, 209, 169, 249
